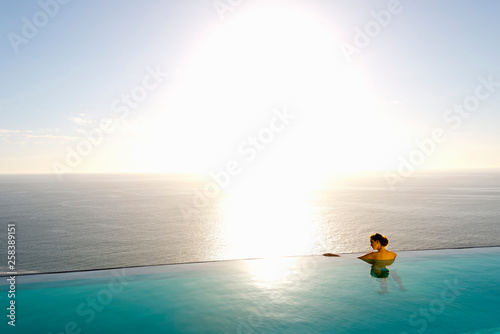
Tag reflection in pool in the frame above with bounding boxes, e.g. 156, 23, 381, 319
359, 258, 407, 294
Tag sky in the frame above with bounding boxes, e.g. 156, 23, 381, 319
1, 0, 500, 182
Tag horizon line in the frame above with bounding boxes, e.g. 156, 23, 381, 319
1, 167, 500, 177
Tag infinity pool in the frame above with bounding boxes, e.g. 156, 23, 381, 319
2, 247, 499, 333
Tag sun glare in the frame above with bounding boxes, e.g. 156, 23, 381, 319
136, 2, 398, 177
218, 171, 317, 260
131, 3, 404, 259
245, 257, 299, 288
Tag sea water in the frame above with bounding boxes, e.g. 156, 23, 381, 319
0, 170, 499, 274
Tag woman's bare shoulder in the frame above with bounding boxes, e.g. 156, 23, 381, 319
358, 252, 375, 259
380, 251, 397, 260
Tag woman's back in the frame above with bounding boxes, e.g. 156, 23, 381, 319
372, 249, 397, 261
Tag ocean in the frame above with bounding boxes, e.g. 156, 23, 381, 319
1, 170, 499, 274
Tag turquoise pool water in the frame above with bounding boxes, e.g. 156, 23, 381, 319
2, 247, 500, 333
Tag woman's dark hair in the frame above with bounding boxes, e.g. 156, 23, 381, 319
370, 233, 389, 247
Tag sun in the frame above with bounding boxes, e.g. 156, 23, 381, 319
137, 2, 398, 178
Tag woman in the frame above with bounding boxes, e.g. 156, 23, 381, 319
358, 233, 396, 261
358, 233, 404, 294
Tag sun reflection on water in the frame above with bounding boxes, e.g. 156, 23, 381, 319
244, 257, 298, 289
218, 176, 319, 261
